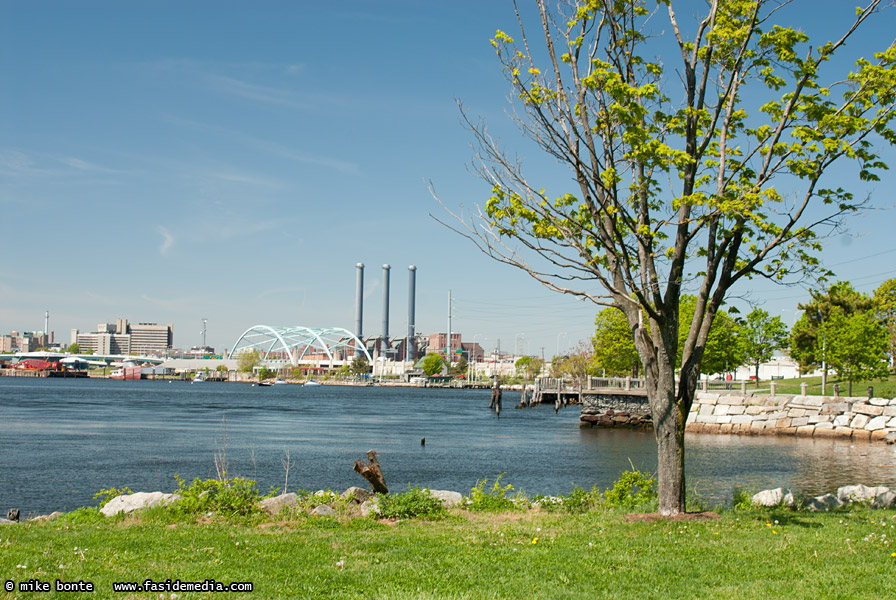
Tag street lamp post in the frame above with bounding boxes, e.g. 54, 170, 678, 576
556, 332, 567, 358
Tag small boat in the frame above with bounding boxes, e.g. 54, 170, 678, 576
273, 379, 287, 385
192, 373, 206, 383
258, 381, 274, 387
111, 365, 142, 380
304, 380, 321, 386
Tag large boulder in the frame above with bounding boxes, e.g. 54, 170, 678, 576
428, 490, 463, 507
100, 492, 181, 516
257, 493, 298, 516
805, 493, 844, 512
837, 484, 890, 504
872, 489, 896, 509
341, 487, 374, 504
359, 498, 380, 517
751, 488, 792, 507
311, 504, 337, 517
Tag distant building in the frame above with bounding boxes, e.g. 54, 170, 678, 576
129, 322, 173, 354
1, 331, 49, 353
461, 342, 485, 362
76, 319, 173, 355
428, 333, 463, 360
187, 345, 216, 358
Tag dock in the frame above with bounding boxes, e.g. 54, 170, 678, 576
523, 376, 647, 407
0, 368, 88, 378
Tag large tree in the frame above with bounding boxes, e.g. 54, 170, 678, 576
441, 0, 896, 514
739, 307, 789, 381
822, 307, 889, 395
593, 299, 744, 377
873, 278, 896, 369
790, 281, 875, 373
592, 308, 641, 376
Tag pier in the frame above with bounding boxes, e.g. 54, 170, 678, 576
526, 376, 647, 407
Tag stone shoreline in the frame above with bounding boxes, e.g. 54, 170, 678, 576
581, 390, 896, 443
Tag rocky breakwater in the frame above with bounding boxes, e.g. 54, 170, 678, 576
686, 390, 896, 442
580, 390, 652, 430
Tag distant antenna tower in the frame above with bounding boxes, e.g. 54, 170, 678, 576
201, 318, 207, 347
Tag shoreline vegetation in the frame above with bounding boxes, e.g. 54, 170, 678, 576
3, 473, 896, 598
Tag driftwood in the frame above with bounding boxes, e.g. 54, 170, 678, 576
353, 450, 388, 494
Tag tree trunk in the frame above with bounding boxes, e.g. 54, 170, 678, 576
353, 450, 389, 494
654, 397, 687, 515
646, 354, 688, 515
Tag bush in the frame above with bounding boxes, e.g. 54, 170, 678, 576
93, 486, 133, 508
467, 475, 518, 512
732, 488, 755, 511
377, 486, 447, 519
60, 507, 105, 524
170, 475, 265, 520
603, 469, 657, 509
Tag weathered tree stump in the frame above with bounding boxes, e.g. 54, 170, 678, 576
6, 508, 20, 522
353, 450, 388, 494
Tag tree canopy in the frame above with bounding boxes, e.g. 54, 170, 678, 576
821, 307, 889, 395
237, 348, 262, 373
789, 281, 875, 373
552, 340, 600, 381
873, 278, 896, 368
441, 0, 896, 515
422, 353, 445, 377
592, 308, 640, 376
739, 308, 789, 380
515, 355, 545, 380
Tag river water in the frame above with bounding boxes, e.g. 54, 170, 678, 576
2, 377, 895, 516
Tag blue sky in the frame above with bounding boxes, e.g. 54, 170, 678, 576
1, 1, 894, 358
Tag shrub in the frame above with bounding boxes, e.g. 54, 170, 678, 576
294, 489, 354, 514
93, 486, 133, 509
170, 475, 265, 520
60, 507, 105, 524
467, 475, 518, 512
561, 484, 602, 513
732, 488, 755, 511
533, 485, 601, 513
377, 486, 447, 520
603, 469, 657, 509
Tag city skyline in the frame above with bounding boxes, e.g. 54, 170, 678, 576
2, 1, 895, 357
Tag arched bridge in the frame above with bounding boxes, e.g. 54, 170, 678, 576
229, 325, 371, 366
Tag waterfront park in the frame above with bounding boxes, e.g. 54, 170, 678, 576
6, 0, 896, 597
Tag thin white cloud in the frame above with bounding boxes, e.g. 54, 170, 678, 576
58, 157, 124, 174
157, 226, 175, 256
253, 139, 360, 175
154, 115, 360, 176
205, 74, 309, 109
203, 170, 283, 189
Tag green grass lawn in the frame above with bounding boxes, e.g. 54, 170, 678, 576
3, 507, 895, 599
750, 374, 895, 398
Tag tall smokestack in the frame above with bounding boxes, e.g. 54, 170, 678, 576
355, 263, 364, 357
407, 265, 416, 362
381, 264, 391, 356
45, 311, 49, 341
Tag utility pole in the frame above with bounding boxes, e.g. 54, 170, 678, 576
447, 290, 452, 364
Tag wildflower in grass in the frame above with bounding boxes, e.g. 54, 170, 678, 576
532, 537, 539, 544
